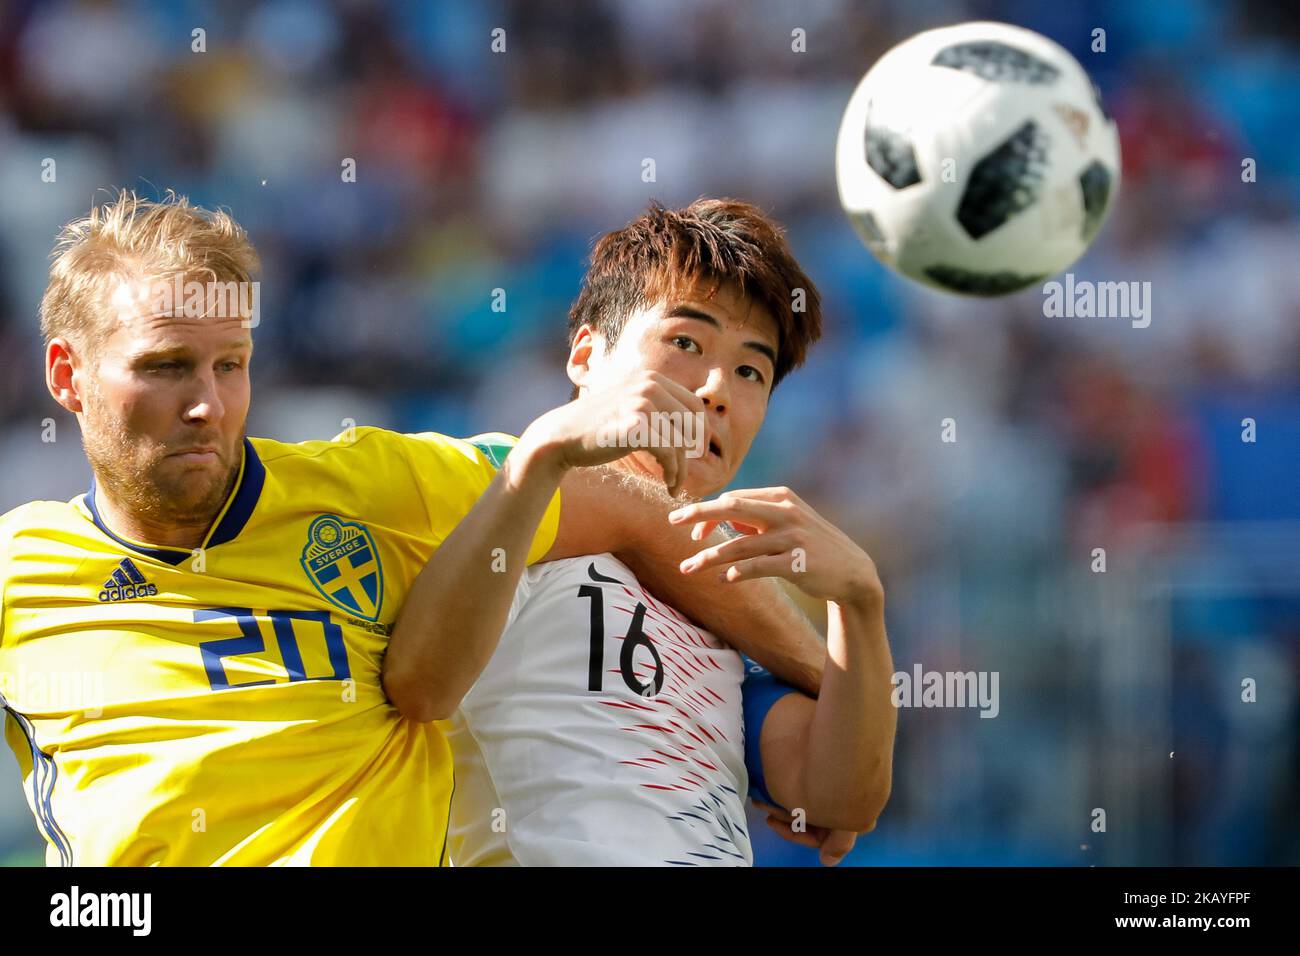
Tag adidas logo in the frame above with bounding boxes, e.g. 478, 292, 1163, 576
98, 558, 158, 603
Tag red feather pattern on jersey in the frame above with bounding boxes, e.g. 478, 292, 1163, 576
590, 581, 738, 798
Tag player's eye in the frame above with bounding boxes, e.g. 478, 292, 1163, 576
737, 364, 766, 385
150, 361, 182, 372
670, 335, 701, 353
217, 360, 243, 373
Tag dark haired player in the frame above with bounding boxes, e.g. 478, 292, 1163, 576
384, 199, 896, 866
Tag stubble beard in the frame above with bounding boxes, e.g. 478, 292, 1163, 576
81, 388, 243, 533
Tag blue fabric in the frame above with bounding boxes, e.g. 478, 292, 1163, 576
741, 656, 801, 809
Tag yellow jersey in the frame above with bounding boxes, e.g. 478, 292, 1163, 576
0, 427, 559, 866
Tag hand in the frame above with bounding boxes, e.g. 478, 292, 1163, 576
753, 799, 861, 866
669, 486, 883, 610
516, 370, 705, 497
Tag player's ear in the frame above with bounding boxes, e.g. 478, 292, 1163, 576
46, 338, 85, 415
566, 325, 600, 391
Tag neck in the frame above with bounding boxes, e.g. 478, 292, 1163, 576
610, 453, 718, 501
94, 490, 217, 551
92, 455, 241, 552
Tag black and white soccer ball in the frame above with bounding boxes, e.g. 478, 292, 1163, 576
835, 21, 1121, 297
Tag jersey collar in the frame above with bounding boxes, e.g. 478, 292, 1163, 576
84, 438, 266, 566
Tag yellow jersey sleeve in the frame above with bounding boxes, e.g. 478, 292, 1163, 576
331, 427, 561, 565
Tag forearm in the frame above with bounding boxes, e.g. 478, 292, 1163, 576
552, 467, 825, 695
383, 445, 561, 721
619, 540, 825, 696
775, 594, 896, 831
654, 483, 890, 832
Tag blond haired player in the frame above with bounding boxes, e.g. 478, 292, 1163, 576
0, 191, 826, 865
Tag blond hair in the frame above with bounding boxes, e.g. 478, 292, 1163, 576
40, 189, 260, 350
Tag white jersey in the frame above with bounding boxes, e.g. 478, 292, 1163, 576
446, 553, 753, 866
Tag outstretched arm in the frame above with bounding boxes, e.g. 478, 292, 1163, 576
382, 439, 563, 722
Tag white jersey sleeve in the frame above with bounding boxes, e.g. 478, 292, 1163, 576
446, 553, 752, 866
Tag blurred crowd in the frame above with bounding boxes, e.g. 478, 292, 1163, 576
0, 0, 1296, 865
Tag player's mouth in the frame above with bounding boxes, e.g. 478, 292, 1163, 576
707, 438, 722, 460
168, 446, 220, 463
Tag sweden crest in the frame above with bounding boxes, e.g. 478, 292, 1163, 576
301, 515, 384, 621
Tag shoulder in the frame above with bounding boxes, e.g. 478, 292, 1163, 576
251, 429, 517, 538
460, 432, 521, 469
0, 499, 79, 539
251, 427, 486, 465
1, 501, 43, 531
250, 428, 501, 485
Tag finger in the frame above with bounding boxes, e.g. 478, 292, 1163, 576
646, 371, 706, 414
667, 495, 789, 531
723, 485, 805, 506
688, 518, 762, 541
818, 829, 857, 867
752, 799, 793, 823
639, 385, 702, 453
689, 519, 719, 542
764, 817, 822, 850
623, 381, 694, 439
722, 554, 797, 584
645, 389, 695, 498
644, 443, 678, 495
656, 432, 686, 499
673, 439, 688, 499
680, 530, 796, 574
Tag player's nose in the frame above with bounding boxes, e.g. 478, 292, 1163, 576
182, 372, 224, 424
697, 367, 729, 415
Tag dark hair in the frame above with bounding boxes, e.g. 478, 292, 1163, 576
567, 198, 822, 389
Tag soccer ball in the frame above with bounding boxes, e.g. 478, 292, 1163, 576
835, 21, 1121, 296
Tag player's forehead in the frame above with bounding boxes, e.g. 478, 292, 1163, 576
640, 277, 779, 350
102, 278, 253, 358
